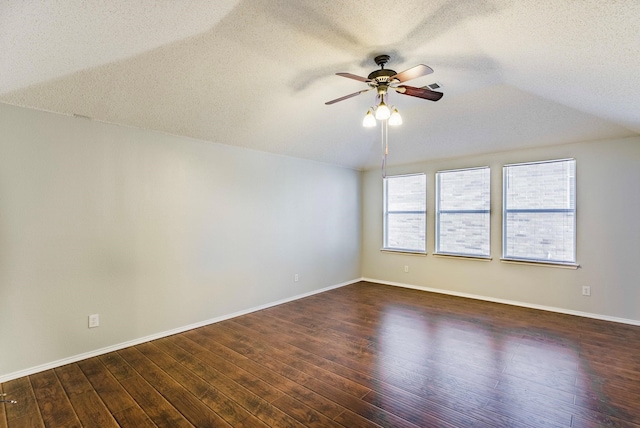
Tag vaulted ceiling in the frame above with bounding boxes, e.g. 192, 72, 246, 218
1, 1, 638, 169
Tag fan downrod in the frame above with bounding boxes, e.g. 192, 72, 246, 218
368, 54, 396, 83
374, 54, 390, 68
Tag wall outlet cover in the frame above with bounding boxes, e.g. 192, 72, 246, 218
88, 314, 100, 328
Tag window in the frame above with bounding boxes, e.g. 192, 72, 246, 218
383, 174, 426, 253
503, 159, 576, 265
435, 167, 490, 257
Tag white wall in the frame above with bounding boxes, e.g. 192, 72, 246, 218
1, 100, 638, 381
0, 103, 361, 379
362, 137, 640, 323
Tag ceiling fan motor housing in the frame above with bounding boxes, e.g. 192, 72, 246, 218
369, 54, 397, 84
367, 69, 397, 83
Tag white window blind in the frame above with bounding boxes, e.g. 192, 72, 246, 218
436, 167, 490, 257
503, 159, 576, 264
383, 174, 426, 253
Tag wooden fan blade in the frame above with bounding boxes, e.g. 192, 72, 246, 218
396, 85, 443, 101
336, 72, 372, 83
325, 89, 372, 105
391, 64, 434, 82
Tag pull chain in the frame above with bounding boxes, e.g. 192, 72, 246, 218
1, 393, 17, 404
381, 119, 388, 178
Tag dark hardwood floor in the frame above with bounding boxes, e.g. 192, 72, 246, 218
2, 281, 640, 427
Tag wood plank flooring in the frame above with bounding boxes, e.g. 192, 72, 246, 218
2, 281, 640, 427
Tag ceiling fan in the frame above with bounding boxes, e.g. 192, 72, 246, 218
325, 54, 443, 106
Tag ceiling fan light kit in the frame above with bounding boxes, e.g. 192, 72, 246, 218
388, 108, 403, 126
362, 109, 377, 127
326, 54, 442, 176
374, 100, 391, 120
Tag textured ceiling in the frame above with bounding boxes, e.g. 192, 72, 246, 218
1, 0, 638, 170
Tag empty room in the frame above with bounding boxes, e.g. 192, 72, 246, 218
1, 1, 639, 427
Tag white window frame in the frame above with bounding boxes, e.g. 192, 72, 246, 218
502, 158, 577, 266
435, 166, 491, 258
383, 174, 427, 254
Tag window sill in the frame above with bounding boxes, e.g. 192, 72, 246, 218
500, 258, 580, 269
380, 249, 427, 256
433, 253, 492, 262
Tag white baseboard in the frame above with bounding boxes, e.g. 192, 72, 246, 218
4, 277, 637, 383
361, 277, 640, 327
0, 278, 359, 384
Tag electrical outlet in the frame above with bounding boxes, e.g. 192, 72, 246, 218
404, 265, 409, 273
88, 314, 100, 328
294, 274, 299, 282
582, 286, 591, 296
